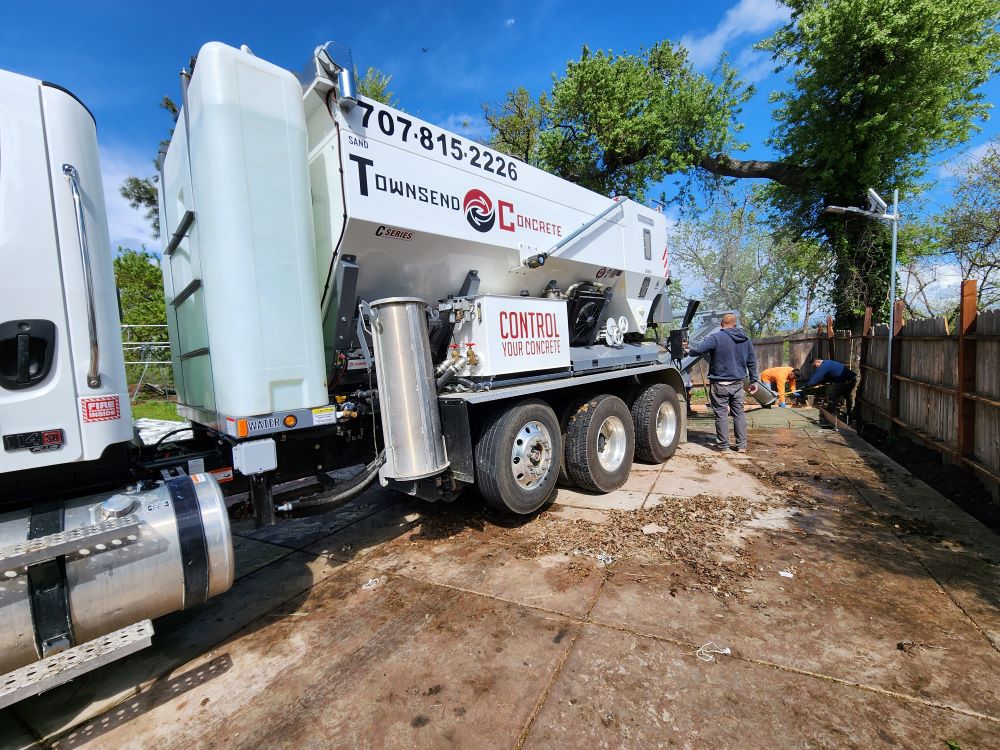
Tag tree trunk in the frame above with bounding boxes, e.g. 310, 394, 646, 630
698, 154, 806, 187
802, 281, 815, 332
827, 217, 891, 332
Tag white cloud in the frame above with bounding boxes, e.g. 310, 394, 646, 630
438, 113, 491, 142
99, 143, 158, 252
504, 18, 516, 27
734, 44, 774, 83
680, 0, 791, 69
938, 141, 995, 178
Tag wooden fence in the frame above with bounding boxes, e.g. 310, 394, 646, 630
744, 279, 999, 499
857, 281, 1000, 498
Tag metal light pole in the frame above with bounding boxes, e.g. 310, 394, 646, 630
825, 188, 900, 400
886, 189, 899, 401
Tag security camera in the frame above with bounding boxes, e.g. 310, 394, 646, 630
866, 188, 888, 214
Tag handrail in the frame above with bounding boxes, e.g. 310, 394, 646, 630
62, 164, 101, 388
524, 197, 624, 268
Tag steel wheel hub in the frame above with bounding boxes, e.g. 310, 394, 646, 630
656, 401, 677, 447
597, 415, 627, 472
511, 420, 553, 489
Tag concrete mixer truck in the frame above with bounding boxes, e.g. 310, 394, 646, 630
0, 41, 690, 704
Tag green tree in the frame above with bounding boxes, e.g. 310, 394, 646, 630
903, 140, 1000, 313
511, 43, 751, 201
114, 247, 169, 382
114, 248, 167, 332
486, 1, 1000, 327
483, 87, 546, 165
356, 66, 398, 107
940, 140, 1000, 309
119, 97, 178, 239
756, 0, 1000, 326
669, 187, 830, 337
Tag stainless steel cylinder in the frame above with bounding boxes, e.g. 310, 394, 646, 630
0, 473, 234, 674
369, 297, 450, 482
746, 377, 779, 407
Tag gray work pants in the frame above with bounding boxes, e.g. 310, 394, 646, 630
709, 380, 746, 449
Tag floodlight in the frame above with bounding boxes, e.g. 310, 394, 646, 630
866, 188, 888, 214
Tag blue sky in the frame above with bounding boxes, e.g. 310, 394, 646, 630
3, 0, 997, 252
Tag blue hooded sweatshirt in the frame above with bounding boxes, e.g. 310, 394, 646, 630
689, 327, 759, 383
802, 359, 855, 388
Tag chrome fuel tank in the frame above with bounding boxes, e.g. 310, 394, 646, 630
0, 473, 234, 674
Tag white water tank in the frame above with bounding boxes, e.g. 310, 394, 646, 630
160, 42, 327, 420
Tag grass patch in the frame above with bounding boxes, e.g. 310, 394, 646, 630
131, 399, 183, 422
687, 386, 707, 404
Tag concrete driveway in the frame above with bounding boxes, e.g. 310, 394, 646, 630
3, 407, 999, 748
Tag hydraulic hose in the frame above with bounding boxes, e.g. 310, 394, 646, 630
436, 354, 469, 391
275, 450, 385, 512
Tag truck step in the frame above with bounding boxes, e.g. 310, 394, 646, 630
0, 514, 141, 569
0, 619, 154, 709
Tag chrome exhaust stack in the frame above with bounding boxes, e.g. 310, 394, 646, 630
306, 41, 358, 111
364, 298, 450, 487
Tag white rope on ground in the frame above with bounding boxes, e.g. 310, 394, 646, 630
694, 642, 732, 662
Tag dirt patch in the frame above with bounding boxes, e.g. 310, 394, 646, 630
519, 495, 765, 598
734, 463, 789, 492
858, 425, 999, 531
405, 502, 509, 542
880, 514, 943, 542
407, 493, 771, 598
673, 452, 716, 469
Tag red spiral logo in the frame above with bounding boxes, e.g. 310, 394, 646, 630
463, 189, 495, 232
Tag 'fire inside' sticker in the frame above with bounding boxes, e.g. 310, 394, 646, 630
81, 395, 121, 423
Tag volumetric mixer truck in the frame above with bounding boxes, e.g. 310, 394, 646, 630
0, 41, 690, 705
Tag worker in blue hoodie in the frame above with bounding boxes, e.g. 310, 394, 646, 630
687, 313, 759, 452
797, 358, 857, 415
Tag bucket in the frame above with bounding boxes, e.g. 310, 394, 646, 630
746, 378, 778, 407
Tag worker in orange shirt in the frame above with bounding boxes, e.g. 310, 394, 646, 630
760, 366, 801, 408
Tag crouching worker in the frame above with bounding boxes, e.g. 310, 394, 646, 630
687, 313, 759, 453
799, 358, 857, 415
760, 366, 802, 408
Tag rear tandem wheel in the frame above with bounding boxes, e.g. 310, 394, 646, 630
631, 383, 682, 463
474, 399, 562, 515
564, 394, 635, 493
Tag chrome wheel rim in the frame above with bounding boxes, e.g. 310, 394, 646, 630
597, 415, 628, 472
656, 402, 677, 447
510, 420, 553, 489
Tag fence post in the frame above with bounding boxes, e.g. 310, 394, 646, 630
826, 315, 835, 360
957, 279, 978, 461
888, 300, 905, 433
855, 307, 873, 423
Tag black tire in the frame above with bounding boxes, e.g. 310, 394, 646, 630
556, 396, 588, 487
631, 383, 682, 463
475, 399, 561, 514
565, 394, 635, 493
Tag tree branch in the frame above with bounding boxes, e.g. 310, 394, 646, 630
698, 154, 806, 187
